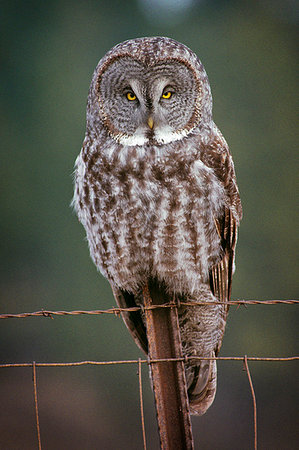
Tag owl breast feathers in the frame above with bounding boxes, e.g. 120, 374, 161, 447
73, 37, 242, 415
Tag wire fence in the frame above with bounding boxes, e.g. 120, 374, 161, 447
1, 299, 298, 449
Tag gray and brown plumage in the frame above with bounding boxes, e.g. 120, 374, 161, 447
73, 37, 242, 415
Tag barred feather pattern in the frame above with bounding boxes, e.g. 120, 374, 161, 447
73, 37, 242, 415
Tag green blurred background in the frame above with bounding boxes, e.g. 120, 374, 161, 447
1, 0, 298, 448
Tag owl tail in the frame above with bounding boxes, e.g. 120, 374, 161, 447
187, 353, 217, 416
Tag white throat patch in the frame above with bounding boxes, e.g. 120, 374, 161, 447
115, 125, 191, 146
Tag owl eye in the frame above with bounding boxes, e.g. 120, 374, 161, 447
162, 91, 172, 99
126, 91, 137, 101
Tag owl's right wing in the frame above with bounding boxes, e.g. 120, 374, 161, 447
111, 285, 148, 354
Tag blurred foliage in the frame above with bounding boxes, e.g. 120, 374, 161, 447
1, 0, 298, 448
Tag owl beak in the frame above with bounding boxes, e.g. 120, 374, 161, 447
147, 116, 154, 129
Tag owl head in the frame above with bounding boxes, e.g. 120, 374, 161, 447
86, 37, 212, 146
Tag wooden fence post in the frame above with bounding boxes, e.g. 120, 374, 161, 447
142, 280, 194, 450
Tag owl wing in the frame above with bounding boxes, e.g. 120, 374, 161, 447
185, 137, 242, 415
111, 284, 148, 354
210, 208, 237, 315
202, 134, 242, 346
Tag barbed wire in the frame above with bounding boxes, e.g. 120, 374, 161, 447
1, 299, 298, 320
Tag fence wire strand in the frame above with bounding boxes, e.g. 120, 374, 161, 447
244, 356, 257, 450
32, 362, 42, 450
1, 299, 298, 449
138, 358, 147, 450
0, 356, 298, 370
0, 299, 298, 320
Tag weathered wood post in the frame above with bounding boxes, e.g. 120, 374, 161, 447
142, 280, 194, 449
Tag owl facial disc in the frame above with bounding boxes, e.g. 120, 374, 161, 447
96, 56, 202, 146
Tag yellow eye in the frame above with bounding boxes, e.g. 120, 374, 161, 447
162, 91, 172, 99
126, 92, 136, 101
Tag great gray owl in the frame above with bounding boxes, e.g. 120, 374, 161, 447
73, 37, 242, 415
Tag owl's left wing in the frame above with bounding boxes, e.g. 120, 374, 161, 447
202, 135, 242, 340
210, 207, 237, 314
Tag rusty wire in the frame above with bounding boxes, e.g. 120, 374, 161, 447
244, 356, 257, 450
0, 355, 298, 370
138, 358, 147, 450
32, 362, 42, 450
0, 299, 298, 320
